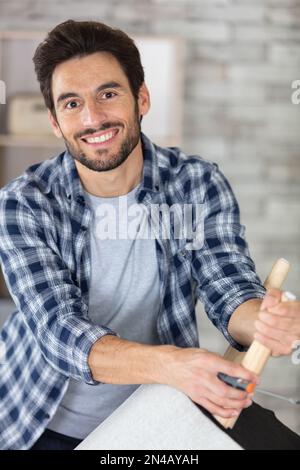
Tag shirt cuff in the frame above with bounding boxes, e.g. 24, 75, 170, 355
73, 325, 120, 384
220, 287, 266, 352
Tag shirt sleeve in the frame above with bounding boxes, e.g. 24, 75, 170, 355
0, 190, 119, 384
191, 163, 266, 351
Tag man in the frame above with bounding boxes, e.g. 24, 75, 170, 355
0, 20, 299, 450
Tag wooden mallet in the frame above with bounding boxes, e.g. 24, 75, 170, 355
214, 258, 291, 429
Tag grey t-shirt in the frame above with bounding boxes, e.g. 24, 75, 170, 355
47, 184, 161, 439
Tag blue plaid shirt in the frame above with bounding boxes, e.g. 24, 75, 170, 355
0, 133, 265, 449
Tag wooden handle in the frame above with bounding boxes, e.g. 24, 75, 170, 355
214, 258, 291, 429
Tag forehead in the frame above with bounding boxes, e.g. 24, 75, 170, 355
51, 51, 130, 96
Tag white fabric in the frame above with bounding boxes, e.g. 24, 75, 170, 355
76, 384, 242, 450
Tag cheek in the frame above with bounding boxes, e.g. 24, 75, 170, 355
56, 111, 80, 135
60, 121, 79, 140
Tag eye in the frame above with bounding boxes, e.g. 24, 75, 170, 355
65, 100, 79, 109
102, 91, 117, 100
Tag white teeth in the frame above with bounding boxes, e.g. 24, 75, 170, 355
85, 131, 116, 144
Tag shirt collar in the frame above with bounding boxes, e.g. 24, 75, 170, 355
62, 150, 85, 202
61, 132, 162, 202
139, 132, 161, 194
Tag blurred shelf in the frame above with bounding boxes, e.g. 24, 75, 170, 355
0, 134, 63, 148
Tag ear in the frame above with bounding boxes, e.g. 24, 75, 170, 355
138, 83, 150, 119
48, 109, 63, 138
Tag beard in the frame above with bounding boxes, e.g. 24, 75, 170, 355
61, 101, 141, 172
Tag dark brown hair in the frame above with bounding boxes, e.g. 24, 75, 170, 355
33, 19, 145, 117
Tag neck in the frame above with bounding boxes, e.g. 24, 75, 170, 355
75, 141, 144, 198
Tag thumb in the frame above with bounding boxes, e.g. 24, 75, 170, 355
260, 288, 282, 311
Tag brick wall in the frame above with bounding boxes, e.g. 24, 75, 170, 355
0, 0, 299, 291
0, 0, 300, 435
1, 0, 300, 434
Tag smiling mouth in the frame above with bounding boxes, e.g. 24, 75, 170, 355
81, 128, 119, 146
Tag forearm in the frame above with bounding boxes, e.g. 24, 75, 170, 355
88, 334, 259, 420
228, 298, 263, 348
89, 299, 263, 385
88, 335, 178, 384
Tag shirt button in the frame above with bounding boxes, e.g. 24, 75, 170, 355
76, 196, 85, 204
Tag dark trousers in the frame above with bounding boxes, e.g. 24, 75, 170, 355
198, 401, 300, 450
30, 402, 300, 450
30, 428, 82, 450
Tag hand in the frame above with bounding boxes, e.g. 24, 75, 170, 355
254, 288, 300, 357
165, 348, 259, 418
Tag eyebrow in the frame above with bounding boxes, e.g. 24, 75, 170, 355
56, 81, 124, 106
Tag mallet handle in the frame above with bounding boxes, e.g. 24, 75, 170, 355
214, 258, 290, 429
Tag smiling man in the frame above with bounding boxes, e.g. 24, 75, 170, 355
0, 20, 299, 450
50, 54, 146, 190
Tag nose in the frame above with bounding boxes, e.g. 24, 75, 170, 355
80, 99, 107, 127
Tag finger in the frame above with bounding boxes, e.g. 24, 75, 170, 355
254, 332, 292, 356
210, 373, 253, 400
202, 374, 249, 400
255, 319, 286, 341
205, 390, 253, 411
195, 397, 241, 419
261, 288, 282, 310
255, 319, 297, 344
268, 302, 300, 318
217, 360, 259, 386
258, 312, 294, 332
